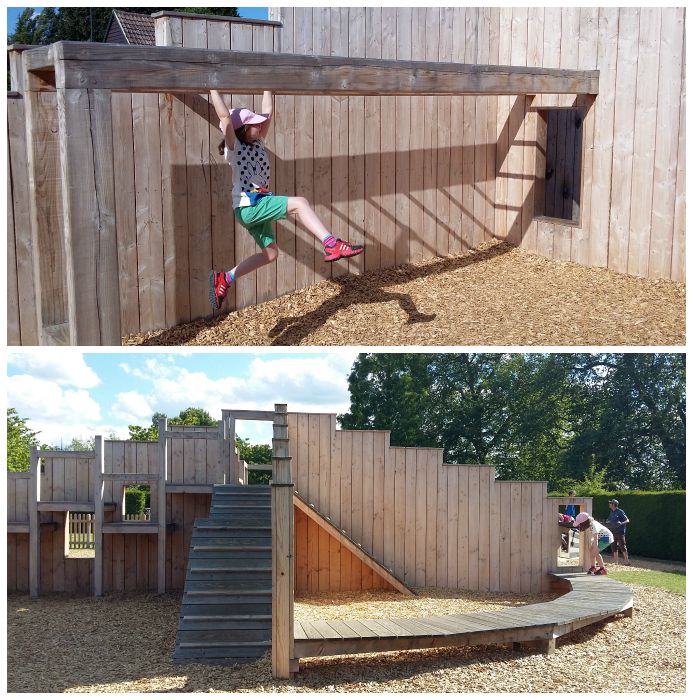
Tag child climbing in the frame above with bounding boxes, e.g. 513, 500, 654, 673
208, 89, 365, 310
574, 512, 614, 575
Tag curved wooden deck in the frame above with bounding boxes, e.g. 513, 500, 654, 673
293, 572, 633, 660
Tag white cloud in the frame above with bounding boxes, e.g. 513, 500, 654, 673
7, 374, 104, 446
8, 351, 100, 389
111, 391, 155, 424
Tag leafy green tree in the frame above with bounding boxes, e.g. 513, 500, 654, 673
128, 407, 217, 441
236, 437, 273, 485
7, 409, 40, 472
339, 352, 685, 492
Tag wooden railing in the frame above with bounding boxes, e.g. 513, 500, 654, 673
68, 512, 95, 549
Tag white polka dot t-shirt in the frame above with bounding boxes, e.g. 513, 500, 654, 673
223, 136, 271, 208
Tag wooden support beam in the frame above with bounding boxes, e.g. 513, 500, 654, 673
229, 409, 276, 421
38, 42, 599, 96
55, 86, 121, 345
158, 418, 168, 594
29, 447, 40, 598
93, 435, 105, 596
272, 403, 295, 679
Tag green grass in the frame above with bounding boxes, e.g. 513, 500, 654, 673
609, 568, 685, 596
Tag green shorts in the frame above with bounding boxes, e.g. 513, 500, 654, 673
234, 195, 288, 248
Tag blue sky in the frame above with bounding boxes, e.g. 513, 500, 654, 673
7, 350, 358, 447
7, 6, 269, 35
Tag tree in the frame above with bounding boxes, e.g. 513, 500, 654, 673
339, 353, 685, 492
9, 7, 239, 45
7, 409, 40, 472
128, 407, 217, 441
236, 437, 273, 485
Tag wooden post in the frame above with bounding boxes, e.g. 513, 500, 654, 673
157, 418, 168, 593
93, 435, 105, 595
221, 410, 232, 484
272, 403, 295, 679
55, 86, 121, 344
28, 446, 40, 598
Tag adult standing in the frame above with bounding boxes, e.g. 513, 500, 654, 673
605, 498, 630, 566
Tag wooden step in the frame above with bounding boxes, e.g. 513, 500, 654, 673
186, 589, 272, 596
192, 545, 271, 552
190, 566, 271, 574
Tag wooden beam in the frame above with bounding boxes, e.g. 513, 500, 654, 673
157, 418, 168, 594
42, 42, 598, 96
229, 409, 276, 421
93, 436, 105, 596
293, 493, 415, 596
272, 404, 294, 679
29, 446, 40, 598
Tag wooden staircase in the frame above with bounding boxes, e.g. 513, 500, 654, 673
173, 485, 272, 664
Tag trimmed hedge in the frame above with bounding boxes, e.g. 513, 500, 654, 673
555, 491, 685, 562
124, 487, 146, 515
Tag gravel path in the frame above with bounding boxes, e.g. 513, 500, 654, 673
124, 242, 685, 347
7, 558, 684, 693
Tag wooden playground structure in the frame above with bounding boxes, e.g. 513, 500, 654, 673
7, 405, 633, 677
7, 8, 685, 346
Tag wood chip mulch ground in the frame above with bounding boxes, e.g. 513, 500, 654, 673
7, 558, 685, 693
124, 241, 685, 346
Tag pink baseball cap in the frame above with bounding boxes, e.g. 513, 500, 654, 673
229, 107, 268, 131
574, 512, 590, 526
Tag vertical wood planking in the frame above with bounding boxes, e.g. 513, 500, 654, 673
607, 8, 640, 274
473, 9, 491, 249
509, 483, 522, 593
363, 7, 382, 273
293, 9, 317, 292
446, 465, 459, 588
448, 8, 465, 253
519, 483, 532, 593
361, 431, 374, 582
207, 20, 235, 312
339, 431, 353, 590
671, 32, 685, 283
498, 482, 512, 592
627, 8, 661, 277
379, 7, 397, 269
252, 25, 280, 304
307, 414, 320, 506
347, 6, 366, 277
414, 449, 427, 587
436, 8, 453, 258
570, 8, 599, 264
477, 467, 491, 591
110, 93, 141, 334
457, 465, 469, 589
467, 466, 480, 590
436, 463, 448, 589
650, 8, 685, 280
394, 8, 412, 266
182, 19, 212, 320
350, 432, 363, 551
274, 9, 297, 297
506, 8, 528, 246
403, 449, 417, 585
408, 8, 426, 264
494, 8, 511, 242
425, 450, 438, 587
422, 8, 439, 263
382, 437, 394, 571
393, 448, 406, 581
530, 483, 544, 593
372, 432, 386, 565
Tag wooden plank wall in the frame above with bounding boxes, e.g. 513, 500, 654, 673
287, 413, 550, 594
278, 7, 685, 282
6, 9, 685, 343
294, 506, 395, 594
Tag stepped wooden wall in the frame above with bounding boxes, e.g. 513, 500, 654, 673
287, 413, 553, 594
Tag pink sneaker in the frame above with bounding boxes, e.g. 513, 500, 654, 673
324, 238, 365, 262
595, 567, 608, 575
587, 565, 598, 575
209, 271, 229, 310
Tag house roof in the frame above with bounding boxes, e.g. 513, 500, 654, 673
107, 10, 155, 46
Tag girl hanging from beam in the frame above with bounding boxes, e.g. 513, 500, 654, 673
208, 89, 364, 311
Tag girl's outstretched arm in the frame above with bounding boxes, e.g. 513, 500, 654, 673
210, 89, 233, 141
259, 90, 273, 138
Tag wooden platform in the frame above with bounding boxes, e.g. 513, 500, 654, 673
293, 572, 633, 660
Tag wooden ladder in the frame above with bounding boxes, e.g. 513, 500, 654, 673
173, 484, 272, 664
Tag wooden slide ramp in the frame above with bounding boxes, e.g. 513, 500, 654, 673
173, 485, 272, 664
293, 572, 633, 660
